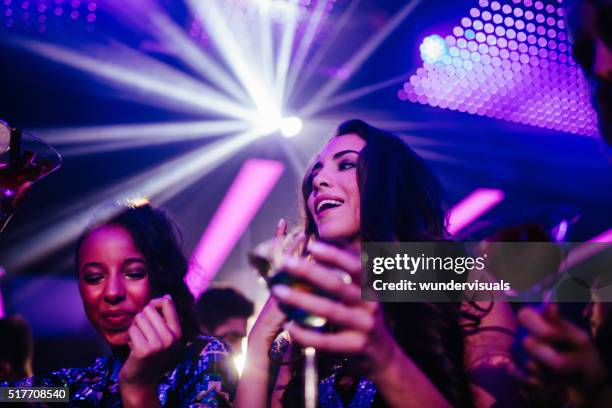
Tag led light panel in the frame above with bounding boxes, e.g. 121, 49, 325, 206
400, 0, 598, 137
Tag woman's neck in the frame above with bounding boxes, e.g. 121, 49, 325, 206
111, 345, 130, 361
321, 234, 361, 252
347, 235, 362, 253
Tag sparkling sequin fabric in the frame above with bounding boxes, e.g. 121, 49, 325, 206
1, 336, 236, 407
271, 335, 377, 407
319, 372, 377, 408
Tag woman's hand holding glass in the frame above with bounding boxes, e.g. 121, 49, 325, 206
518, 304, 610, 406
271, 241, 397, 377
235, 219, 306, 408
247, 219, 295, 354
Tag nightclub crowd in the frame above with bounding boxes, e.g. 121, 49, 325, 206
1, 0, 611, 406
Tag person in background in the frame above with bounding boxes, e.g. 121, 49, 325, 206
566, 0, 612, 145
518, 260, 612, 407
518, 302, 612, 407
0, 315, 34, 382
500, 6, 612, 404
195, 285, 255, 355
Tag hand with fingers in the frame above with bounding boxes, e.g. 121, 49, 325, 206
271, 240, 396, 376
518, 304, 611, 407
235, 219, 303, 408
270, 240, 454, 407
119, 295, 182, 408
247, 219, 297, 352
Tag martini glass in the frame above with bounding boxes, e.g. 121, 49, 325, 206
0, 119, 62, 233
249, 231, 322, 408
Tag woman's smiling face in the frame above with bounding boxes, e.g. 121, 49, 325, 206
307, 133, 365, 242
77, 224, 152, 346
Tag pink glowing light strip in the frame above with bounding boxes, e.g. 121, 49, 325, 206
185, 159, 285, 299
0, 266, 5, 318
447, 188, 505, 236
561, 228, 612, 271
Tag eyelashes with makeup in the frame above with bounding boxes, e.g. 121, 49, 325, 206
338, 160, 356, 170
81, 267, 148, 284
308, 160, 357, 184
82, 272, 103, 284
124, 268, 148, 280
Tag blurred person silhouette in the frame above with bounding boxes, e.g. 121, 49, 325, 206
518, 254, 612, 407
518, 303, 612, 407
195, 285, 254, 355
566, 0, 612, 145
0, 315, 33, 382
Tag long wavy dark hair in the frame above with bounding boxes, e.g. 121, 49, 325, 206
283, 119, 474, 408
75, 203, 199, 342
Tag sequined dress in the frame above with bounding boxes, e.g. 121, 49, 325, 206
319, 371, 377, 407
271, 333, 378, 407
1, 335, 237, 407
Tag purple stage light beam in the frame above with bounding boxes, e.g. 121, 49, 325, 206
562, 228, 612, 271
589, 229, 612, 243
448, 188, 505, 235
0, 266, 5, 318
186, 158, 285, 299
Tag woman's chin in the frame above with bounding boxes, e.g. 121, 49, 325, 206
103, 331, 130, 347
317, 225, 358, 245
317, 228, 342, 243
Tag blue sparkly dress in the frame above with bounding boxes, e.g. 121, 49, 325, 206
271, 334, 378, 407
319, 372, 377, 407
1, 336, 237, 407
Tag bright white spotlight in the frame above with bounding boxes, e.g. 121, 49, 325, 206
419, 34, 447, 64
280, 116, 302, 138
251, 110, 282, 135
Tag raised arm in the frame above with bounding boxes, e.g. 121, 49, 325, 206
235, 296, 287, 408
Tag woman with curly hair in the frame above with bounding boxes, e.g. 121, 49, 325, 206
2, 203, 237, 407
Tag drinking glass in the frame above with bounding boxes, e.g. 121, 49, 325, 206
0, 119, 62, 233
249, 230, 322, 408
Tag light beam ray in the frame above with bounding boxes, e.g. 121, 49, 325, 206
4, 37, 255, 120
273, 4, 299, 105
2, 130, 263, 270
148, 11, 250, 104
300, 73, 410, 116
279, 137, 308, 178
229, 6, 271, 96
282, 0, 329, 107
188, 0, 278, 117
257, 5, 275, 97
99, 0, 248, 104
58, 134, 236, 157
301, 0, 423, 115
39, 120, 249, 144
290, 0, 361, 103
561, 229, 612, 271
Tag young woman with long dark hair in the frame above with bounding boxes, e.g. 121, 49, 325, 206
236, 120, 519, 407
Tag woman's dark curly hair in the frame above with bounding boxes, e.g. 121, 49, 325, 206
283, 119, 474, 408
75, 203, 199, 341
